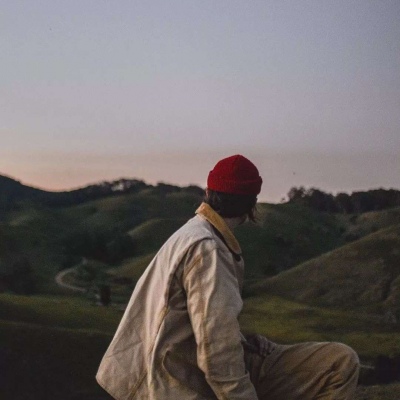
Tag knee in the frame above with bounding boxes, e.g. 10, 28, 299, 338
326, 342, 360, 371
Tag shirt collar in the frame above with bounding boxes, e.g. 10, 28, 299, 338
195, 202, 242, 255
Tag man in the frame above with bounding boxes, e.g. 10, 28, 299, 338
96, 154, 359, 399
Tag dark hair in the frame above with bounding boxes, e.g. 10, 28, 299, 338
204, 189, 258, 222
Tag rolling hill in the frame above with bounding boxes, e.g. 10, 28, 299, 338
2, 174, 400, 317
103, 201, 349, 286
258, 222, 400, 315
0, 183, 203, 292
3, 179, 400, 298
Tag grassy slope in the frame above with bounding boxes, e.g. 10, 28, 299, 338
128, 217, 188, 255
239, 294, 400, 360
236, 202, 346, 279
258, 223, 400, 313
4, 188, 400, 294
3, 208, 74, 292
343, 206, 400, 239
240, 294, 400, 399
1, 190, 200, 291
110, 253, 156, 282
1, 293, 398, 399
0, 293, 121, 332
52, 201, 400, 308
108, 217, 188, 281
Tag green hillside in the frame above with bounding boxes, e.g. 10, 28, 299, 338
2, 175, 400, 296
108, 217, 193, 284
128, 217, 188, 254
258, 223, 400, 314
107, 202, 348, 284
109, 253, 156, 282
0, 189, 202, 292
3, 192, 400, 295
340, 206, 400, 241
236, 202, 346, 279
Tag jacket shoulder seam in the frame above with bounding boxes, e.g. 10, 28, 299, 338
182, 239, 218, 281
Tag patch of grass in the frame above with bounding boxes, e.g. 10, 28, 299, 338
128, 217, 187, 255
0, 293, 121, 333
109, 253, 156, 281
355, 383, 400, 400
239, 294, 400, 360
345, 207, 400, 241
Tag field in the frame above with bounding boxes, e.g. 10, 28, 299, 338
0, 292, 399, 399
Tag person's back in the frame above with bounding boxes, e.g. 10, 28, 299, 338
97, 154, 360, 400
97, 203, 257, 399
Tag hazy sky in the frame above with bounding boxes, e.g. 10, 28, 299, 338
1, 1, 399, 202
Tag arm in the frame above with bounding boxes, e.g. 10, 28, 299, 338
243, 334, 277, 357
183, 241, 258, 400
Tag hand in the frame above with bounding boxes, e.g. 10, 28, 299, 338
243, 334, 277, 357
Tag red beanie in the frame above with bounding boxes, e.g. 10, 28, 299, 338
207, 155, 262, 195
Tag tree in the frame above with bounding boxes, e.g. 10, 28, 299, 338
288, 187, 400, 214
287, 186, 306, 203
305, 188, 337, 212
336, 193, 353, 214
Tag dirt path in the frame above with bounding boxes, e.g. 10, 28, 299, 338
55, 267, 86, 293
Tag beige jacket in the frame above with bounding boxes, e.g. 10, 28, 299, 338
96, 203, 258, 400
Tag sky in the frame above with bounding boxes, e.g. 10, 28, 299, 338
1, 1, 399, 202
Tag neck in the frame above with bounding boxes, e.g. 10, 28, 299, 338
223, 216, 245, 231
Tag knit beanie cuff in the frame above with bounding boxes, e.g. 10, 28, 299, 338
207, 175, 262, 195
207, 155, 262, 195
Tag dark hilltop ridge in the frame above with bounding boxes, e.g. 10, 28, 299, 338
0, 173, 204, 211
2, 173, 400, 213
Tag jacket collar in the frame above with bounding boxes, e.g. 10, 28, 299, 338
195, 202, 242, 255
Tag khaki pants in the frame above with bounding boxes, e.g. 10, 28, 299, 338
244, 342, 360, 400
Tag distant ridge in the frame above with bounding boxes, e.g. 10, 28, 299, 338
0, 174, 203, 210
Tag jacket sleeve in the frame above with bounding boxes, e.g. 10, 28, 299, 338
183, 240, 258, 400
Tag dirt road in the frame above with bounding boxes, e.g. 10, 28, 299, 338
55, 267, 86, 293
